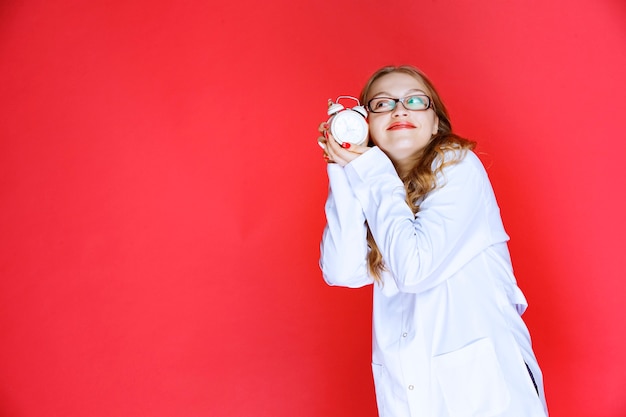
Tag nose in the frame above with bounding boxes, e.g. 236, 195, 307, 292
391, 100, 409, 117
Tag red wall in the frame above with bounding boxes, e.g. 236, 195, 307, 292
1, 0, 624, 416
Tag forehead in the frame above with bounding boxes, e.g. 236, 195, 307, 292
369, 72, 429, 96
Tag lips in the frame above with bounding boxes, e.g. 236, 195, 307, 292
387, 122, 416, 130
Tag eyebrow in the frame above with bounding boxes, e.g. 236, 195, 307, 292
371, 88, 428, 98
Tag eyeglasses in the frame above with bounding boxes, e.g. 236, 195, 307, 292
367, 95, 433, 113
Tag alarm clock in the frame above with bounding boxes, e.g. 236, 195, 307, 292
326, 96, 368, 146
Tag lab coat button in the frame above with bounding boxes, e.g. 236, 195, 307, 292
402, 332, 408, 337
408, 385, 414, 390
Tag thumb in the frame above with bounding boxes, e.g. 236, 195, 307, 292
341, 142, 370, 154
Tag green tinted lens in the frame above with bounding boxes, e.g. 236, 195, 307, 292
405, 95, 429, 110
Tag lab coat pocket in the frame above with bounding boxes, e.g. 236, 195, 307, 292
433, 338, 510, 417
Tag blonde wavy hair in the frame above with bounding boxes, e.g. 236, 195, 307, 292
360, 65, 476, 283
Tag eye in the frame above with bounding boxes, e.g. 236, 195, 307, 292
370, 98, 394, 112
406, 95, 428, 109
376, 101, 389, 109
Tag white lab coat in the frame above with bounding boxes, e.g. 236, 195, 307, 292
320, 147, 548, 417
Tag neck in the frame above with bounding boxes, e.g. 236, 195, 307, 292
390, 152, 422, 178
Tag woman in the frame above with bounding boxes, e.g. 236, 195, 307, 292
318, 65, 548, 417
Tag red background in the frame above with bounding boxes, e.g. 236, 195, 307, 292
1, 0, 625, 416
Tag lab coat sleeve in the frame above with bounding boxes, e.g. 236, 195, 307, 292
319, 163, 373, 288
343, 147, 500, 293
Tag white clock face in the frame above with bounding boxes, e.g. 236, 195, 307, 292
330, 110, 368, 145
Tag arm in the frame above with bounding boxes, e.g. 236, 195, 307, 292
344, 147, 505, 293
319, 164, 373, 288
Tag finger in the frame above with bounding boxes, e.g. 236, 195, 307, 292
327, 137, 353, 159
326, 141, 350, 166
324, 137, 339, 160
318, 135, 335, 163
327, 137, 369, 166
325, 133, 341, 152
318, 122, 330, 134
324, 140, 339, 163
342, 143, 370, 155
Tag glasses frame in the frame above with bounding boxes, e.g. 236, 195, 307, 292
367, 95, 433, 113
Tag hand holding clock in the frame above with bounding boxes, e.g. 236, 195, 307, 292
318, 122, 370, 167
317, 96, 370, 166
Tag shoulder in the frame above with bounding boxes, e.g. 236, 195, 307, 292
436, 149, 487, 179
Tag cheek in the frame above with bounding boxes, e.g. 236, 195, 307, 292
367, 120, 384, 141
416, 114, 438, 135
